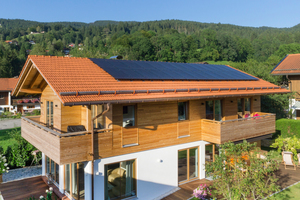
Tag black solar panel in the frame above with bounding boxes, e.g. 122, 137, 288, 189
89, 58, 258, 81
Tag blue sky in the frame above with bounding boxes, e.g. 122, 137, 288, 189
1, 0, 300, 28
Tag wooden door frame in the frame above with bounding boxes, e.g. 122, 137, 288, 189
178, 146, 199, 184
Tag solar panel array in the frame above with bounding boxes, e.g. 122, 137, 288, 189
89, 58, 258, 81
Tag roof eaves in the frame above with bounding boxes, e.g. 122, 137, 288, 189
12, 57, 31, 96
63, 89, 290, 106
270, 54, 289, 74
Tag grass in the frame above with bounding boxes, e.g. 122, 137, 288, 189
268, 182, 300, 200
0, 127, 20, 151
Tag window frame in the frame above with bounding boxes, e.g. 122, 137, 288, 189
122, 104, 137, 128
205, 99, 223, 121
104, 159, 137, 200
178, 101, 189, 121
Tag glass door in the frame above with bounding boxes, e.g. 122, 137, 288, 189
178, 147, 198, 184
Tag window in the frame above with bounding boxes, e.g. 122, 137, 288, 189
92, 104, 105, 129
0, 95, 4, 99
46, 101, 53, 127
45, 156, 59, 184
4, 107, 9, 112
205, 100, 222, 121
105, 160, 136, 200
28, 105, 35, 109
65, 162, 85, 200
178, 102, 189, 121
123, 105, 135, 127
237, 98, 252, 118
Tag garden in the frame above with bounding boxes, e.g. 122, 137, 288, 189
190, 118, 300, 200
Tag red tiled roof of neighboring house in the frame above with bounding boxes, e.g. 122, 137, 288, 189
14, 55, 289, 105
0, 78, 18, 92
271, 54, 300, 75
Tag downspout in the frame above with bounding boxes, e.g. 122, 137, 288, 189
91, 103, 110, 200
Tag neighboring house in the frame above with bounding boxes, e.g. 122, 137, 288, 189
12, 55, 289, 200
0, 78, 18, 113
5, 40, 18, 45
29, 40, 36, 45
271, 54, 300, 119
69, 43, 75, 48
11, 97, 41, 114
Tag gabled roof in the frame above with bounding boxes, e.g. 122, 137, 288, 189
271, 54, 300, 75
13, 55, 289, 106
0, 78, 18, 92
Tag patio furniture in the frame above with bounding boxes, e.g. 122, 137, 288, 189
282, 151, 296, 170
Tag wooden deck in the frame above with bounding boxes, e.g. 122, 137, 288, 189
0, 176, 61, 200
163, 163, 300, 200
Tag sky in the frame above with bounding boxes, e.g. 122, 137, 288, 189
1, 0, 300, 28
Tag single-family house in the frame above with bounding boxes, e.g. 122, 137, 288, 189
12, 55, 289, 200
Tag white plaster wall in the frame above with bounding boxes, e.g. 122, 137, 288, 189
42, 153, 46, 176
93, 140, 208, 200
84, 161, 92, 200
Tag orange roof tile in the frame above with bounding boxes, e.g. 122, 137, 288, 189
14, 55, 289, 105
271, 54, 300, 75
0, 78, 18, 92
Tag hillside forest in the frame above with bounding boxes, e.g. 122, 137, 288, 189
0, 19, 297, 117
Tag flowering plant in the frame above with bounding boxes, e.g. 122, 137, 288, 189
0, 154, 9, 175
39, 187, 53, 200
193, 184, 211, 200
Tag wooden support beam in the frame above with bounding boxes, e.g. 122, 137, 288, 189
20, 88, 42, 94
16, 63, 33, 96
29, 72, 41, 89
38, 79, 47, 91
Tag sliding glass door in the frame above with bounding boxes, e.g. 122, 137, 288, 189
65, 162, 85, 200
178, 147, 198, 184
45, 156, 59, 184
105, 160, 136, 200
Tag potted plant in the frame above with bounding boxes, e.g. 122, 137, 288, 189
193, 184, 211, 200
0, 154, 9, 183
17, 100, 23, 104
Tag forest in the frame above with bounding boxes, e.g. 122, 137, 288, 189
0, 19, 297, 117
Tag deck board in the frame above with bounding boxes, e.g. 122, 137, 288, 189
0, 176, 61, 200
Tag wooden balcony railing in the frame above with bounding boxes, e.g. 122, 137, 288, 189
21, 116, 111, 165
201, 112, 276, 144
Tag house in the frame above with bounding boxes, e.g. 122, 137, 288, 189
29, 40, 36, 45
0, 77, 41, 114
11, 97, 41, 114
0, 78, 18, 113
69, 43, 75, 48
5, 40, 18, 45
12, 55, 289, 200
271, 54, 300, 119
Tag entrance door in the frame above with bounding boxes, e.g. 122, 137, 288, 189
46, 101, 53, 128
178, 147, 198, 184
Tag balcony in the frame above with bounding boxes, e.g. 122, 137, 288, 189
201, 112, 276, 144
21, 116, 111, 165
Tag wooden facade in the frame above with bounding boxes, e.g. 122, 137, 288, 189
289, 75, 300, 99
21, 82, 275, 165
0, 92, 8, 105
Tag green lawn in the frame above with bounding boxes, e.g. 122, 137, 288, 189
268, 182, 300, 200
0, 127, 20, 151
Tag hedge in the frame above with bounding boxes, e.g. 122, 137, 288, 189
276, 119, 300, 138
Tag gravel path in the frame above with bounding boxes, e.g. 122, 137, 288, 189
0, 119, 21, 130
2, 165, 42, 182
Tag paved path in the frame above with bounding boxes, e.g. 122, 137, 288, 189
0, 119, 21, 130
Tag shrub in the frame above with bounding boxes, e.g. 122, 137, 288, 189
6, 128, 41, 167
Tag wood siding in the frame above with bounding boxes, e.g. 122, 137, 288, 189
202, 113, 275, 144
289, 75, 300, 99
23, 89, 276, 164
0, 92, 9, 106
